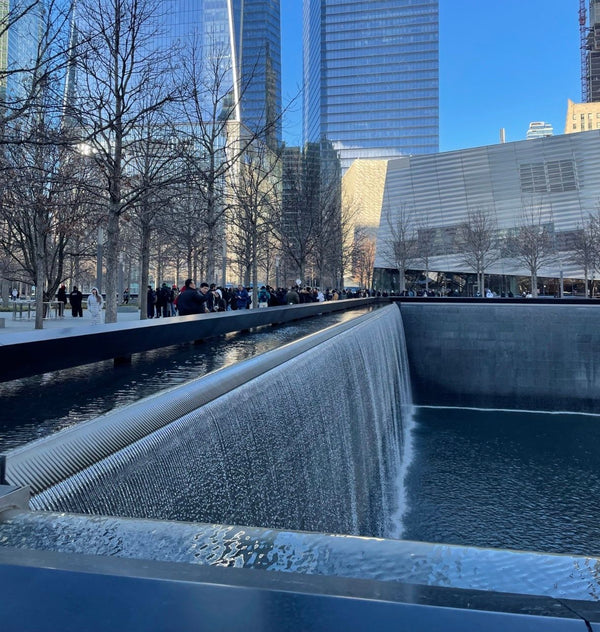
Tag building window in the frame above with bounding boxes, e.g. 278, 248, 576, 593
520, 160, 578, 193
520, 163, 547, 193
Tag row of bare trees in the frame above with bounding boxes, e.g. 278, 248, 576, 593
382, 202, 600, 297
0, 0, 355, 327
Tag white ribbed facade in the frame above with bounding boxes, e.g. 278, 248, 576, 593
374, 131, 600, 279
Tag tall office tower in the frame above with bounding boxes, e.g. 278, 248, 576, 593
0, 1, 44, 105
583, 0, 600, 102
303, 0, 439, 174
162, 0, 281, 148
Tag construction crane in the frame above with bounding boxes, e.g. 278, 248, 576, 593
581, 0, 590, 102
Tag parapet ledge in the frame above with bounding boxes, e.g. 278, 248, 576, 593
0, 484, 30, 515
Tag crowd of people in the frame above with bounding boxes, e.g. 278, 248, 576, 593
143, 281, 371, 318
3, 281, 369, 326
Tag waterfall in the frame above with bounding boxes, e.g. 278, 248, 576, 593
21, 305, 413, 538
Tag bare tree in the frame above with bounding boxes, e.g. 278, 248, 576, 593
0, 123, 96, 328
381, 202, 417, 294
506, 204, 556, 297
70, 0, 176, 322
0, 0, 76, 129
0, 0, 84, 312
457, 207, 499, 296
416, 215, 436, 293
279, 141, 344, 289
569, 214, 598, 298
127, 105, 184, 319
175, 36, 279, 286
312, 144, 344, 289
352, 227, 376, 290
228, 142, 281, 306
279, 144, 320, 285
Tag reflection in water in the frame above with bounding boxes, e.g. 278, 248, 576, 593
0, 309, 371, 452
403, 406, 600, 556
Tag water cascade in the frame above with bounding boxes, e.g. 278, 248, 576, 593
4, 305, 413, 538
4, 302, 600, 625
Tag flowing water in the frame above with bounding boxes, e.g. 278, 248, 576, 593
4, 304, 598, 557
26, 306, 412, 539
0, 308, 374, 452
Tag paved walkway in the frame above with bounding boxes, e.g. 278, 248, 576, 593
0, 305, 143, 336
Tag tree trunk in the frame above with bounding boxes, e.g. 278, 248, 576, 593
34, 252, 45, 330
34, 207, 46, 330
399, 270, 406, 294
1, 279, 9, 308
251, 231, 258, 308
104, 208, 120, 323
531, 272, 538, 297
139, 224, 152, 320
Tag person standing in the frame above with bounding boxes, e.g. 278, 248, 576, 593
234, 284, 250, 310
69, 286, 83, 317
258, 286, 270, 308
87, 287, 104, 325
147, 286, 156, 318
56, 284, 67, 318
176, 279, 209, 315
170, 285, 178, 316
286, 286, 300, 305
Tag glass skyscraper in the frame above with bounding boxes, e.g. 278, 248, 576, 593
0, 0, 44, 105
162, 0, 281, 147
303, 0, 438, 173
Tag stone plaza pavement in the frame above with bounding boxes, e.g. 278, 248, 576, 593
0, 306, 142, 336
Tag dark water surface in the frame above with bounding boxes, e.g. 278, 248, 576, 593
0, 309, 371, 452
403, 406, 600, 556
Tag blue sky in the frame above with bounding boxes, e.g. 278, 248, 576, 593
280, 0, 582, 152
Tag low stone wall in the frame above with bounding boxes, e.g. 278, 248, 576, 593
399, 302, 600, 413
0, 298, 379, 382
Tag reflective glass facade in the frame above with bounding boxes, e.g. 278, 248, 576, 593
2, 0, 44, 102
303, 0, 438, 173
162, 0, 281, 147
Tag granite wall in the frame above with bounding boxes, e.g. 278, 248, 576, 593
399, 302, 600, 413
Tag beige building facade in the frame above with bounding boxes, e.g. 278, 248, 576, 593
342, 159, 389, 232
564, 98, 600, 133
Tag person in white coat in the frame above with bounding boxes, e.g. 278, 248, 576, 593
87, 287, 104, 325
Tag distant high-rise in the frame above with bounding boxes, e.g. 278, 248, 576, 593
526, 121, 554, 140
162, 0, 281, 148
303, 0, 439, 173
0, 1, 44, 105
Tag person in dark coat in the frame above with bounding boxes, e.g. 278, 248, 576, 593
56, 284, 67, 318
157, 283, 171, 318
286, 286, 300, 305
69, 286, 83, 317
234, 284, 250, 309
147, 286, 156, 318
176, 279, 209, 316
